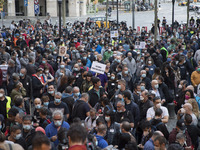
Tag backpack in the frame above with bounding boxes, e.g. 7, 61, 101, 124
151, 121, 163, 132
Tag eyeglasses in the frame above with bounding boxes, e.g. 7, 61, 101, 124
117, 105, 123, 108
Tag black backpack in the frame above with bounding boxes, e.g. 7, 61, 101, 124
151, 121, 163, 132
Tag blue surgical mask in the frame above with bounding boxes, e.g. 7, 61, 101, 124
111, 76, 115, 80
48, 91, 54, 94
141, 74, 146, 78
42, 61, 46, 64
43, 102, 49, 107
124, 71, 128, 74
23, 125, 31, 130
60, 65, 65, 68
35, 105, 41, 109
55, 99, 61, 103
74, 68, 79, 71
141, 86, 145, 91
19, 73, 24, 77
74, 92, 80, 97
154, 84, 159, 89
54, 120, 62, 127
14, 134, 21, 140
118, 85, 121, 89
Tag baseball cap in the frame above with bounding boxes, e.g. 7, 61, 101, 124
176, 119, 186, 130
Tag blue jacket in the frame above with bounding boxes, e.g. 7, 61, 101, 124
45, 121, 70, 146
96, 134, 108, 149
95, 45, 102, 54
86, 58, 92, 68
144, 138, 154, 150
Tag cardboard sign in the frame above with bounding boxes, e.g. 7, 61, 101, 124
91, 61, 106, 74
59, 46, 67, 56
135, 41, 146, 49
110, 30, 118, 38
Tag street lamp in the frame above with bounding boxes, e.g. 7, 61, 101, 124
58, 0, 62, 38
172, 0, 175, 31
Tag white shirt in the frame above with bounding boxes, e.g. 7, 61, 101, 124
146, 106, 169, 119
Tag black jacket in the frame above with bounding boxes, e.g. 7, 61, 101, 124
88, 87, 105, 107
186, 124, 200, 149
32, 76, 43, 98
150, 118, 169, 140
20, 75, 32, 98
159, 82, 173, 103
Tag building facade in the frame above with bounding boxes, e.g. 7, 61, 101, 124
6, 0, 87, 17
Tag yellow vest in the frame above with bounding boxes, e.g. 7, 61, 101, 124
5, 96, 11, 118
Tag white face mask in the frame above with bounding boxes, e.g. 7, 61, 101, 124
105, 117, 110, 122
0, 93, 3, 98
156, 103, 161, 108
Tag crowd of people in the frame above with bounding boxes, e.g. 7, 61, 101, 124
0, 16, 200, 150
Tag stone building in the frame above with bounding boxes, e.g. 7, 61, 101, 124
5, 0, 87, 17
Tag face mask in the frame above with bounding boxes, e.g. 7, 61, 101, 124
95, 140, 98, 146
178, 84, 182, 89
154, 84, 159, 89
108, 49, 111, 52
117, 85, 121, 89
156, 103, 161, 108
48, 91, 54, 94
55, 99, 61, 103
60, 65, 65, 68
43, 102, 49, 107
148, 61, 152, 64
185, 95, 190, 100
0, 93, 3, 98
117, 110, 123, 113
74, 68, 79, 71
45, 70, 49, 74
60, 73, 64, 76
14, 133, 21, 140
105, 117, 110, 122
74, 92, 80, 97
124, 71, 128, 74
140, 96, 144, 101
111, 76, 115, 80
23, 125, 31, 130
78, 62, 82, 66
140, 86, 145, 91
116, 59, 120, 63
19, 73, 24, 77
54, 120, 62, 127
141, 74, 146, 78
39, 74, 43, 77
42, 61, 46, 64
88, 55, 91, 57
35, 104, 41, 109
83, 57, 87, 60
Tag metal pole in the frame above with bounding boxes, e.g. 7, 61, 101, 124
154, 0, 158, 46
1, 12, 3, 28
117, 0, 119, 29
106, 0, 108, 28
62, 0, 66, 28
187, 0, 189, 28
59, 2, 62, 38
132, 0, 135, 29
172, 0, 175, 31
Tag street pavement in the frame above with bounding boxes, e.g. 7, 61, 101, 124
1, 1, 199, 30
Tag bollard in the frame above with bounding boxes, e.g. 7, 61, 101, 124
167, 103, 176, 119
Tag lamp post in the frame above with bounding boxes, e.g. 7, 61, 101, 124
117, 0, 119, 29
172, 0, 175, 31
58, 0, 62, 38
132, 0, 135, 29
